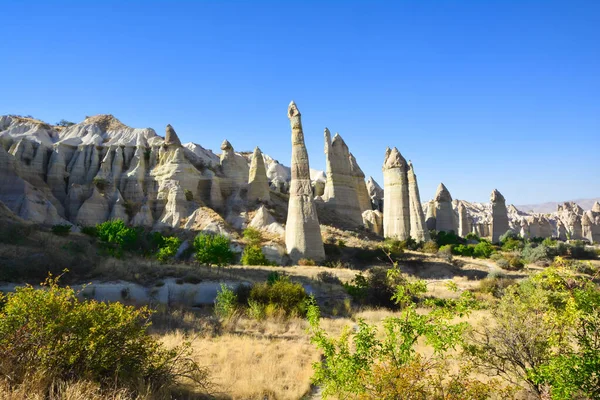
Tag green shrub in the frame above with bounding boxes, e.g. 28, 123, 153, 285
193, 233, 234, 267
542, 237, 557, 247
81, 225, 97, 237
249, 276, 308, 317
243, 227, 263, 245
522, 243, 551, 264
343, 267, 406, 309
156, 236, 182, 262
214, 283, 237, 319
95, 219, 141, 257
421, 240, 439, 254
241, 244, 271, 266
438, 244, 453, 262
92, 177, 108, 191
452, 244, 474, 257
569, 241, 597, 260
316, 271, 342, 284
473, 241, 495, 258
477, 275, 517, 298
496, 257, 510, 269
465, 232, 481, 242
435, 230, 460, 246
501, 237, 524, 252
51, 224, 71, 236
0, 275, 205, 393
498, 230, 519, 244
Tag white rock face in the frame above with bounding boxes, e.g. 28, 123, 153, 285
362, 209, 383, 236
366, 176, 383, 211
219, 139, 249, 198
183, 142, 220, 168
434, 183, 456, 233
184, 206, 232, 237
322, 130, 363, 226
490, 189, 509, 243
457, 201, 470, 237
75, 187, 109, 226
247, 147, 271, 203
349, 153, 372, 213
407, 161, 429, 242
425, 200, 436, 232
285, 102, 325, 262
249, 205, 285, 236
382, 147, 410, 240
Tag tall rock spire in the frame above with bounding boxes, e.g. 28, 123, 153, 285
349, 153, 372, 213
407, 161, 429, 241
285, 101, 325, 262
382, 147, 410, 239
247, 146, 270, 203
322, 132, 363, 226
164, 124, 182, 147
434, 183, 456, 233
457, 201, 470, 237
490, 189, 509, 243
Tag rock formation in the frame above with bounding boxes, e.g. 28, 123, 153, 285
425, 200, 436, 231
434, 183, 456, 233
457, 201, 470, 237
219, 139, 249, 198
349, 153, 372, 213
249, 205, 285, 236
490, 189, 509, 243
407, 161, 429, 241
366, 176, 383, 211
362, 209, 383, 236
164, 124, 182, 147
285, 102, 325, 262
247, 147, 270, 203
322, 129, 363, 226
382, 147, 410, 239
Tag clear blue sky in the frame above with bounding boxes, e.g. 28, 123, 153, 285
2, 1, 598, 205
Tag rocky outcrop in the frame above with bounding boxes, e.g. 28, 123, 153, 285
75, 187, 109, 226
164, 124, 182, 147
434, 183, 456, 233
247, 147, 271, 203
425, 200, 436, 231
457, 201, 470, 237
582, 213, 594, 243
285, 102, 325, 262
362, 209, 383, 236
490, 189, 509, 243
349, 153, 372, 213
249, 205, 285, 236
322, 130, 363, 226
382, 147, 410, 239
407, 162, 429, 241
219, 139, 249, 198
366, 176, 383, 211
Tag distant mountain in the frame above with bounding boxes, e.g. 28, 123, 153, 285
515, 198, 600, 214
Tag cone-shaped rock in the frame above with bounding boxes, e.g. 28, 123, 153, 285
285, 101, 325, 262
382, 147, 410, 239
434, 183, 456, 233
425, 200, 436, 231
366, 176, 384, 211
247, 147, 271, 203
582, 212, 593, 243
490, 189, 509, 243
349, 153, 372, 213
457, 201, 470, 237
593, 201, 600, 213
165, 124, 182, 147
407, 161, 429, 241
322, 131, 363, 226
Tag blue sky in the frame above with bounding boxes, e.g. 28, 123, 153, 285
1, 1, 598, 205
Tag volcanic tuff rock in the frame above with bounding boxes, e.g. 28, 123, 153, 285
407, 161, 429, 241
382, 147, 411, 239
366, 176, 383, 211
247, 147, 271, 203
490, 189, 509, 243
457, 201, 470, 237
285, 102, 325, 262
322, 130, 363, 226
434, 183, 456, 233
362, 209, 383, 236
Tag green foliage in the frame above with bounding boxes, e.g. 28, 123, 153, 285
193, 233, 234, 267
249, 276, 308, 317
501, 237, 524, 252
498, 229, 519, 244
307, 274, 499, 399
521, 243, 551, 263
242, 227, 263, 245
437, 244, 453, 262
465, 258, 600, 398
465, 232, 481, 242
267, 271, 282, 285
435, 230, 461, 247
214, 283, 238, 319
421, 240, 439, 254
452, 244, 474, 257
56, 119, 75, 127
81, 225, 97, 237
241, 244, 271, 266
51, 224, 71, 236
317, 271, 342, 285
155, 236, 182, 262
477, 274, 517, 298
569, 240, 597, 260
343, 267, 410, 309
184, 189, 193, 201
95, 219, 141, 257
473, 240, 495, 258
0, 274, 205, 393
542, 237, 557, 247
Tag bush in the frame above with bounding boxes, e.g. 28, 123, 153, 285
501, 237, 524, 252
242, 227, 263, 245
496, 257, 510, 269
214, 283, 237, 319
569, 240, 597, 260
81, 225, 97, 237
155, 236, 182, 262
421, 240, 439, 254
438, 244, 453, 262
343, 267, 407, 309
477, 274, 517, 298
0, 275, 205, 394
193, 233, 234, 267
51, 224, 71, 236
249, 276, 308, 317
56, 119, 75, 127
435, 230, 460, 247
298, 258, 316, 266
498, 230, 519, 244
465, 232, 481, 242
96, 219, 141, 257
92, 177, 108, 191
473, 241, 495, 258
452, 244, 474, 257
522, 243, 551, 264
316, 271, 342, 284
241, 244, 271, 266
